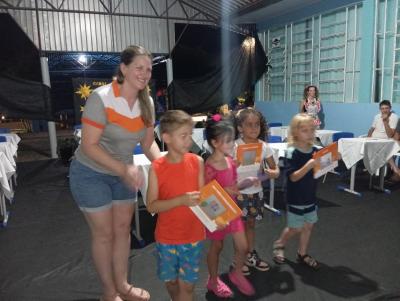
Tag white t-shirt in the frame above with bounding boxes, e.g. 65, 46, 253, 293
371, 113, 398, 139
234, 138, 274, 194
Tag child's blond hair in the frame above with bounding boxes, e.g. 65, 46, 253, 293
159, 110, 193, 135
287, 113, 315, 147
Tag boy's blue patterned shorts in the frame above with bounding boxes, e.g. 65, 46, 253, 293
156, 241, 204, 283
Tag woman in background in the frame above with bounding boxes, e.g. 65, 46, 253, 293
300, 85, 321, 128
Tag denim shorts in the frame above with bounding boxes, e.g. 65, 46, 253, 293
156, 241, 204, 283
69, 159, 137, 212
287, 204, 318, 228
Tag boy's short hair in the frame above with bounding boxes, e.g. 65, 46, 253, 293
379, 100, 392, 108
159, 110, 193, 134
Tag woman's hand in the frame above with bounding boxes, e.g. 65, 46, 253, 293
122, 164, 144, 190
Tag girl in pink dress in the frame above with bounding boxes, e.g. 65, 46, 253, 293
204, 114, 255, 298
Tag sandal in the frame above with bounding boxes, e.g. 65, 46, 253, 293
228, 271, 255, 296
119, 285, 150, 301
206, 276, 234, 298
246, 250, 270, 271
296, 253, 320, 270
272, 242, 285, 264
99, 295, 123, 301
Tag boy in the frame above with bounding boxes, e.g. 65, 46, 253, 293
147, 110, 205, 301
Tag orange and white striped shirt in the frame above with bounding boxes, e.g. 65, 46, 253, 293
74, 81, 154, 175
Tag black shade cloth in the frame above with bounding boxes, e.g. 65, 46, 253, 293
168, 24, 268, 114
0, 74, 54, 120
0, 13, 54, 120
0, 13, 42, 82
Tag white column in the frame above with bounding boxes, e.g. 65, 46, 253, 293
40, 56, 58, 159
166, 58, 173, 85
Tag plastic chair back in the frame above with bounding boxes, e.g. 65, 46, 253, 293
332, 132, 354, 142
268, 122, 283, 128
0, 128, 10, 133
133, 143, 143, 155
73, 124, 82, 130
268, 135, 282, 143
0, 136, 7, 142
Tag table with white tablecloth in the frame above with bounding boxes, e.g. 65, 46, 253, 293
132, 152, 167, 244
270, 126, 339, 146
0, 152, 16, 227
338, 137, 400, 195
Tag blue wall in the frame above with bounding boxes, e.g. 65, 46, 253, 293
254, 0, 396, 137
256, 101, 400, 137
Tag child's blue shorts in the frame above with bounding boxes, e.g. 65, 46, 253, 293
287, 204, 318, 228
156, 241, 204, 284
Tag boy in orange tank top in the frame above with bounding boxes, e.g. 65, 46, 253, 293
147, 110, 205, 301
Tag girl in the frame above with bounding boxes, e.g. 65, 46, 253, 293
205, 114, 255, 298
272, 113, 320, 270
300, 85, 321, 128
235, 108, 280, 275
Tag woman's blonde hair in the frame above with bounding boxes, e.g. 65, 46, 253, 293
287, 113, 315, 146
116, 45, 154, 126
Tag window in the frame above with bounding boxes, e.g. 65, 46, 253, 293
259, 4, 362, 103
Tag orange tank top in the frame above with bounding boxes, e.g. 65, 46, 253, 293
152, 153, 205, 244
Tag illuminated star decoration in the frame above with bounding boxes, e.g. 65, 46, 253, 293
75, 83, 92, 100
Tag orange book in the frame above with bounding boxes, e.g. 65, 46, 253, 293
312, 142, 339, 179
236, 143, 263, 166
190, 180, 242, 232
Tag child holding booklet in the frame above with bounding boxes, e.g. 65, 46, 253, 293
146, 110, 206, 301
235, 108, 280, 275
272, 113, 320, 270
204, 114, 255, 298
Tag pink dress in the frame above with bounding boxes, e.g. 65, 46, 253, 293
205, 156, 244, 241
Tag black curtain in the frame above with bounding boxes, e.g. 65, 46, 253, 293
0, 74, 53, 120
168, 24, 268, 114
0, 13, 54, 120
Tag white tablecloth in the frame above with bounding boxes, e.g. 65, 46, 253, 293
270, 126, 289, 140
316, 130, 340, 146
0, 141, 16, 167
0, 133, 21, 147
133, 152, 167, 206
338, 137, 400, 174
0, 152, 15, 199
192, 128, 205, 150
269, 126, 339, 146
269, 143, 288, 161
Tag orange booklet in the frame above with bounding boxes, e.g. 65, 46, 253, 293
312, 142, 339, 179
190, 180, 242, 232
236, 143, 263, 166
236, 143, 263, 183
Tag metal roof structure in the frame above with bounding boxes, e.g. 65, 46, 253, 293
0, 0, 277, 30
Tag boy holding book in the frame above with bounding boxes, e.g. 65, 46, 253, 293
146, 110, 205, 301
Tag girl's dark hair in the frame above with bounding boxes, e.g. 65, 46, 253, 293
116, 45, 154, 126
236, 107, 268, 140
204, 114, 235, 149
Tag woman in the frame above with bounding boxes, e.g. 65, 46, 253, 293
69, 45, 160, 301
300, 85, 321, 128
